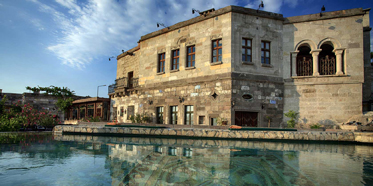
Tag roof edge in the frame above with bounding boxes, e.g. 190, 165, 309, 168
138, 5, 284, 43
284, 8, 365, 24
117, 45, 140, 60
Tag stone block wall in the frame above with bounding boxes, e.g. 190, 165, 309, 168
138, 12, 232, 86
282, 8, 369, 125
284, 82, 362, 125
116, 47, 139, 80
231, 12, 283, 77
231, 73, 284, 127
113, 73, 232, 126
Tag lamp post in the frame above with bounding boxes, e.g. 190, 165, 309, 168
97, 85, 106, 98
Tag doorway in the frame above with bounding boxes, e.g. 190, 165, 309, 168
235, 111, 258, 127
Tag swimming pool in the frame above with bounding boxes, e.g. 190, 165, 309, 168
1, 132, 372, 185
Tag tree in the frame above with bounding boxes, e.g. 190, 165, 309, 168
26, 86, 75, 112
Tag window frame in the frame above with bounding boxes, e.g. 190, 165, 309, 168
212, 39, 222, 63
185, 105, 194, 125
170, 106, 178, 124
242, 38, 252, 62
171, 49, 179, 70
261, 41, 271, 64
156, 106, 164, 124
158, 53, 165, 73
186, 45, 196, 67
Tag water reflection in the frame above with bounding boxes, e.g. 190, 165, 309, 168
0, 133, 373, 186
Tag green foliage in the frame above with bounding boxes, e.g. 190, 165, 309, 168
0, 115, 26, 132
26, 86, 75, 112
310, 124, 322, 129
217, 117, 228, 126
284, 110, 298, 128
82, 116, 100, 122
56, 97, 74, 112
130, 113, 152, 123
0, 95, 7, 115
0, 102, 60, 131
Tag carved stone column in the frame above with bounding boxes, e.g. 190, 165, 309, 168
291, 51, 299, 77
333, 48, 344, 75
311, 49, 322, 76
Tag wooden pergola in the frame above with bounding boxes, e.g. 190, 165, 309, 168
66, 97, 110, 121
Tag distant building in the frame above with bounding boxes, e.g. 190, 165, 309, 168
108, 6, 371, 127
0, 89, 88, 120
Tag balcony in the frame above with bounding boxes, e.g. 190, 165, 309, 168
128, 78, 139, 89
108, 84, 115, 94
115, 77, 128, 88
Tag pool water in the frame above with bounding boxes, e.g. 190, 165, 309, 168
1, 132, 373, 186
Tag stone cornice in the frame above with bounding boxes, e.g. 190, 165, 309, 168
284, 8, 366, 24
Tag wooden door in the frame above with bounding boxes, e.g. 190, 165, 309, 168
128, 71, 134, 88
235, 111, 258, 127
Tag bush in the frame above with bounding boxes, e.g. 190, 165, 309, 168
129, 113, 151, 124
82, 116, 100, 122
0, 115, 26, 132
284, 110, 298, 128
310, 124, 321, 129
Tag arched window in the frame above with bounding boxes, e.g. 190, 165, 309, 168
296, 45, 313, 76
319, 43, 336, 75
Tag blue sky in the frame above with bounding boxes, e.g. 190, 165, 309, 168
0, 0, 372, 98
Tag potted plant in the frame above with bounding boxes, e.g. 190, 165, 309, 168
217, 117, 228, 126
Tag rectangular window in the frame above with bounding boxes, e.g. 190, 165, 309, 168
211, 118, 217, 126
154, 146, 162, 153
171, 49, 179, 70
261, 41, 270, 64
212, 39, 222, 62
158, 53, 165, 72
170, 106, 178, 124
87, 104, 94, 117
185, 105, 194, 125
183, 148, 192, 158
242, 38, 252, 62
127, 106, 134, 120
187, 45, 195, 67
199, 116, 205, 124
126, 145, 133, 151
80, 105, 86, 119
156, 106, 164, 124
168, 147, 177, 156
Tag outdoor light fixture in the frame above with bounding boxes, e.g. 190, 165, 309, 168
157, 22, 167, 28
320, 5, 325, 17
97, 85, 106, 98
109, 56, 115, 61
257, 1, 264, 12
192, 8, 200, 14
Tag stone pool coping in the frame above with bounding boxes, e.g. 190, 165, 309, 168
53, 125, 373, 144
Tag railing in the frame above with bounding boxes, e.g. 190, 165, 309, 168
296, 57, 313, 76
319, 55, 336, 75
115, 77, 128, 88
129, 78, 139, 88
108, 84, 115, 94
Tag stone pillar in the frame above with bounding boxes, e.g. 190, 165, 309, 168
311, 49, 322, 76
333, 48, 344, 75
291, 51, 299, 77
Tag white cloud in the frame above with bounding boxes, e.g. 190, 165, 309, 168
28, 0, 299, 69
27, 0, 239, 69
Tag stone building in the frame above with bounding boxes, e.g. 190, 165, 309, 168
109, 6, 371, 127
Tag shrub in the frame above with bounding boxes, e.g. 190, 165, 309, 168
82, 116, 100, 122
310, 124, 321, 129
284, 110, 298, 128
129, 113, 152, 123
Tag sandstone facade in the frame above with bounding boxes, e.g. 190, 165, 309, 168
109, 6, 371, 127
